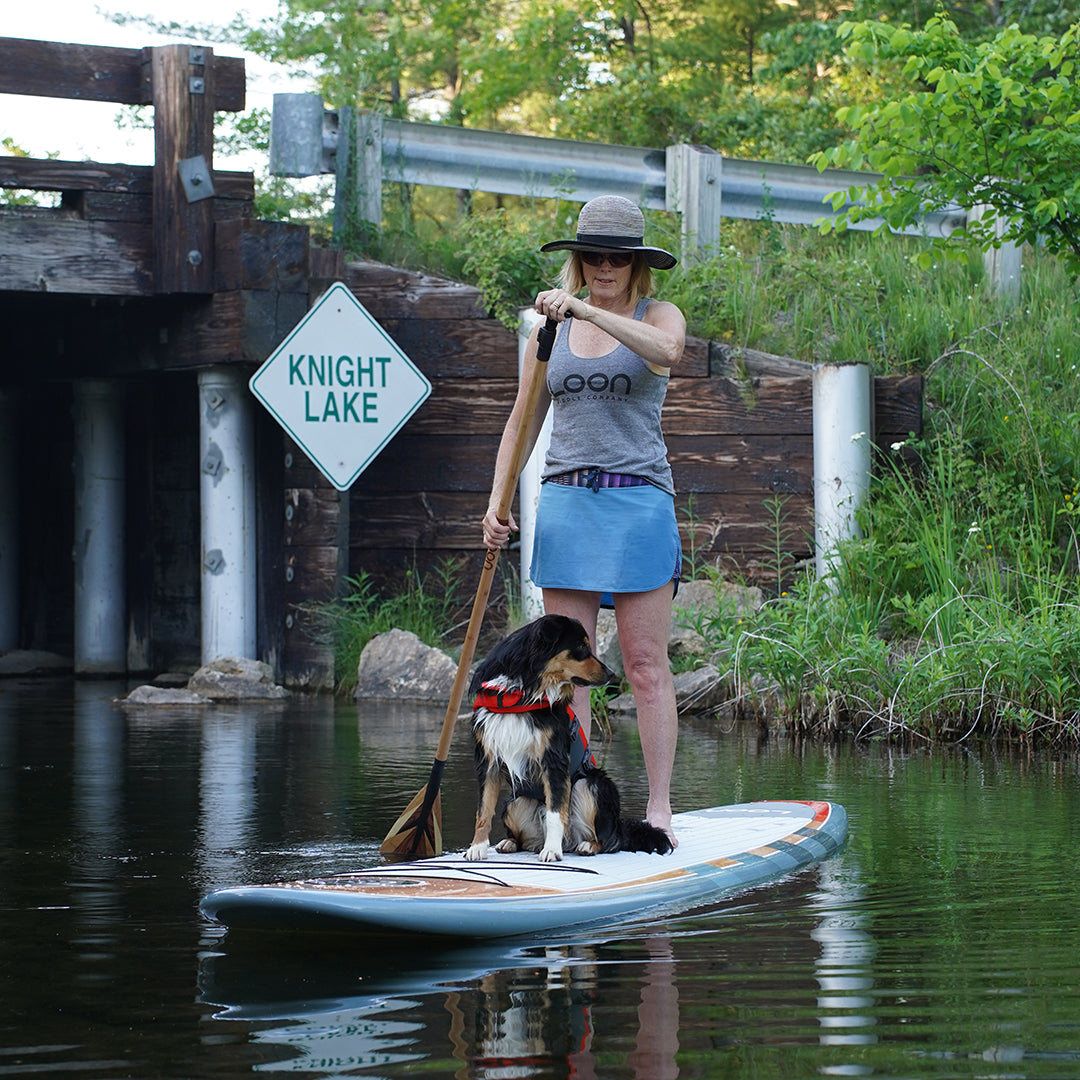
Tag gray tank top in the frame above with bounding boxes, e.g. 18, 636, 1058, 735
543, 298, 675, 495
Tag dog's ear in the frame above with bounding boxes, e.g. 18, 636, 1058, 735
535, 615, 564, 651
537, 614, 583, 656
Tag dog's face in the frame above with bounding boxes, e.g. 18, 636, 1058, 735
471, 614, 615, 706
534, 616, 614, 703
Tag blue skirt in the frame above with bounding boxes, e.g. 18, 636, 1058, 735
530, 482, 682, 607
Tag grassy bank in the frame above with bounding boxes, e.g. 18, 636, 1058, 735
326, 216, 1080, 743
674, 225, 1080, 744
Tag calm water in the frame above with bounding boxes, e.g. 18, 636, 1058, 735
1, 675, 1079, 1079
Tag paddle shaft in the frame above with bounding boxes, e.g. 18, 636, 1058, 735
434, 315, 557, 760
383, 316, 557, 855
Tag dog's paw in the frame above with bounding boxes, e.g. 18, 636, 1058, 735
574, 840, 600, 856
538, 846, 563, 863
494, 838, 519, 853
464, 841, 490, 861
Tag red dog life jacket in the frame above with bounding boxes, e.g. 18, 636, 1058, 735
473, 683, 596, 778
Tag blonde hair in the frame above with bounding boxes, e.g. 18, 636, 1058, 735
557, 252, 654, 307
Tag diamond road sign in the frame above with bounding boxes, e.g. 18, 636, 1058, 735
249, 281, 432, 490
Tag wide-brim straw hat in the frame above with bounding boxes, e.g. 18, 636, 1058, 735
540, 195, 678, 270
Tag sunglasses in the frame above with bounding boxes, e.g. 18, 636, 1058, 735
580, 251, 634, 268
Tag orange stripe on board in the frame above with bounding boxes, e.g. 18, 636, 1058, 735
792, 800, 833, 826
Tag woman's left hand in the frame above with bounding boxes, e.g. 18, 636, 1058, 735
536, 288, 579, 323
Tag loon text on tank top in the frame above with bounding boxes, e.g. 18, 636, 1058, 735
543, 297, 675, 495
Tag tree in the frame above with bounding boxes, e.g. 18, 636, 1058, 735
809, 15, 1080, 275
235, 0, 510, 122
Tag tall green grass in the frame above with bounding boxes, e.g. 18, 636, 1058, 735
676, 227, 1080, 743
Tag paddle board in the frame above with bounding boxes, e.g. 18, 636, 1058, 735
200, 800, 846, 940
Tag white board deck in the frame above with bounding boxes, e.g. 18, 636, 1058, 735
200, 800, 847, 940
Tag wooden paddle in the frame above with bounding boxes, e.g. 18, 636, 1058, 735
380, 315, 559, 859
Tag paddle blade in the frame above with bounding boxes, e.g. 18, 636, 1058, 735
380, 784, 443, 859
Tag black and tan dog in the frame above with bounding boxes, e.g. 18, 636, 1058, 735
464, 614, 673, 862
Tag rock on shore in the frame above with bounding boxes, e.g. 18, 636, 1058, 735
119, 657, 289, 706
353, 628, 457, 703
352, 578, 763, 716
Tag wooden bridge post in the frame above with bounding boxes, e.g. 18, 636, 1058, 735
150, 43, 217, 293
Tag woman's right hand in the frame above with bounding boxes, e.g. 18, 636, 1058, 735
536, 287, 580, 323
482, 506, 517, 551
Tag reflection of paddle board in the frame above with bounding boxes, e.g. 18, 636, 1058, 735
200, 801, 847, 940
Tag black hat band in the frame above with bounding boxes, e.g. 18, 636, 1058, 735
576, 232, 643, 248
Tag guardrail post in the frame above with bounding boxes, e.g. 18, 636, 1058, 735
332, 107, 383, 248
355, 111, 383, 230
665, 144, 722, 264
269, 93, 328, 177
969, 203, 1021, 303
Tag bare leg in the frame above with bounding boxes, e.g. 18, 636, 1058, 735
613, 583, 678, 846
541, 588, 601, 742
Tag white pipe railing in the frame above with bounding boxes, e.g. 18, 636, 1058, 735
812, 363, 872, 583
516, 309, 553, 620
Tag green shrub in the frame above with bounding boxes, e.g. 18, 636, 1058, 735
307, 561, 465, 696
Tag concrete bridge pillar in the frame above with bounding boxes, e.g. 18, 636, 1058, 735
0, 389, 19, 651
73, 380, 127, 674
198, 367, 256, 663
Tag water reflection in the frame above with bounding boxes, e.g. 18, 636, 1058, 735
199, 932, 688, 1078
3, 680, 1080, 1080
811, 858, 876, 1075
198, 711, 258, 888
73, 681, 125, 848
71, 682, 125, 980
0, 682, 13, 839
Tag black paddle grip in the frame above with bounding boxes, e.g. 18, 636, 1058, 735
535, 316, 558, 364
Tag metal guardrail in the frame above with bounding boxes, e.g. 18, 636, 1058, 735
270, 94, 969, 243
380, 119, 968, 238
380, 119, 670, 210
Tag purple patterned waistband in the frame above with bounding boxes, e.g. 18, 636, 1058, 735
547, 468, 649, 491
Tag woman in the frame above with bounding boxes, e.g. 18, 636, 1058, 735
481, 195, 686, 845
